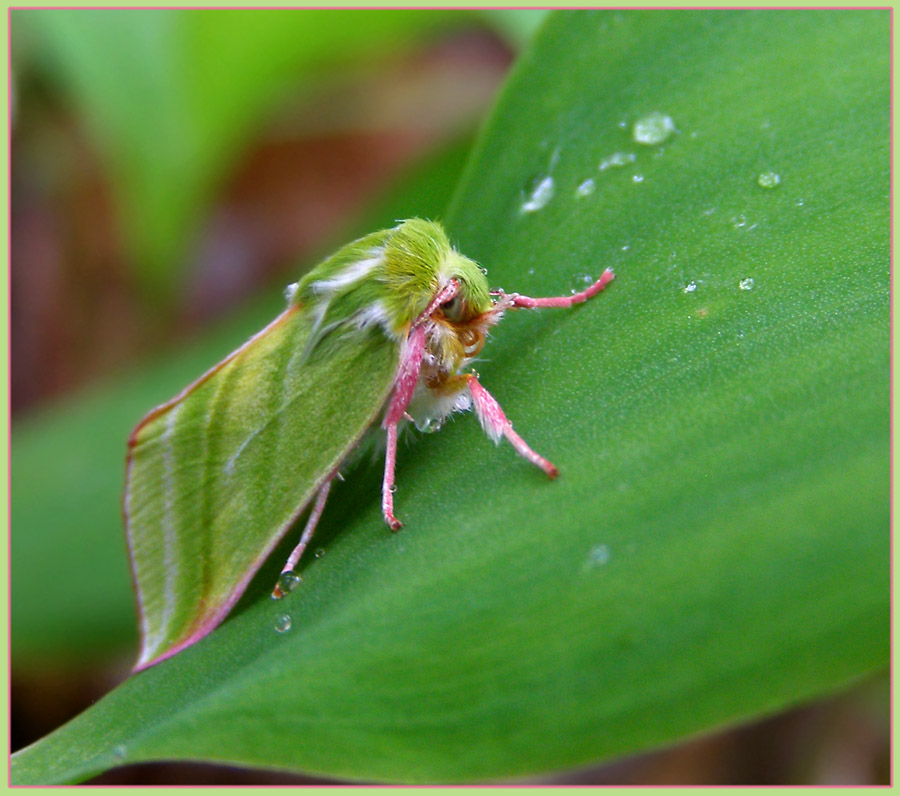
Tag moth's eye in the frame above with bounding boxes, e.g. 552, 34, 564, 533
441, 293, 465, 322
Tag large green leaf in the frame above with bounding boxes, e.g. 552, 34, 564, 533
12, 10, 889, 784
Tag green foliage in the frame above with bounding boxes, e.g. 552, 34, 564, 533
15, 8, 504, 302
477, 9, 547, 46
12, 9, 888, 785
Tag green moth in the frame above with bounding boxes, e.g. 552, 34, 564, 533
125, 218, 614, 670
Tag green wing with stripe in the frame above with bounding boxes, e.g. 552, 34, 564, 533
125, 306, 400, 670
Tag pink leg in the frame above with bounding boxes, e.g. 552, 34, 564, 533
272, 477, 333, 597
496, 267, 615, 309
383, 324, 426, 426
468, 376, 558, 479
382, 422, 403, 530
416, 278, 460, 324
380, 322, 430, 531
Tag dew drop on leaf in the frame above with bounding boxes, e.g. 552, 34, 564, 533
583, 544, 611, 571
575, 178, 596, 197
520, 175, 555, 213
598, 151, 636, 171
757, 171, 782, 189
633, 112, 676, 145
274, 614, 292, 633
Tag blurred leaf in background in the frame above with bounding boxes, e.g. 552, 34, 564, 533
15, 9, 528, 301
11, 8, 888, 786
11, 8, 537, 413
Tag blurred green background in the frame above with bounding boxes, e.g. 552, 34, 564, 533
10, 8, 888, 785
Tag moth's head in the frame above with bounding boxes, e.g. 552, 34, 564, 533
436, 250, 493, 324
425, 249, 499, 366
384, 218, 493, 330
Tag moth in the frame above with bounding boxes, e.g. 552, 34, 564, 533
125, 218, 614, 670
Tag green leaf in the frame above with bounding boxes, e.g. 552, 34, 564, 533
12, 9, 888, 785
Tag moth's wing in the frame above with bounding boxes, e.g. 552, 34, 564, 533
125, 306, 399, 670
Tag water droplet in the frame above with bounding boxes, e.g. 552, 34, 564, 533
277, 571, 302, 595
584, 544, 611, 569
683, 281, 698, 294
618, 119, 627, 129
570, 273, 594, 294
599, 151, 636, 171
528, 268, 535, 275
633, 112, 676, 145
314, 548, 326, 558
575, 178, 596, 197
757, 171, 782, 189
479, 266, 488, 276
731, 214, 748, 229
632, 173, 644, 183
422, 418, 443, 434
274, 613, 292, 633
739, 277, 756, 291
702, 207, 716, 217
796, 198, 805, 207
621, 244, 630, 252
520, 175, 555, 214
113, 745, 127, 760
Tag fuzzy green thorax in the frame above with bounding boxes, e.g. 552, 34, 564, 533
381, 219, 493, 329
287, 219, 493, 340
